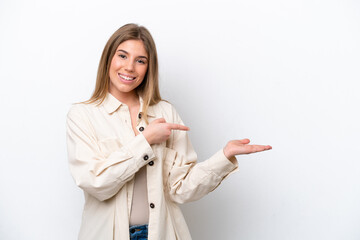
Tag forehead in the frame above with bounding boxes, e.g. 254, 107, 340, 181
116, 39, 148, 57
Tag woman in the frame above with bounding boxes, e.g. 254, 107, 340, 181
66, 23, 272, 240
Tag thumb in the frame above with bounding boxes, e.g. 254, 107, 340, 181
238, 138, 250, 144
152, 118, 166, 123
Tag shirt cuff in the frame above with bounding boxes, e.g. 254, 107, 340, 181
125, 133, 156, 168
206, 149, 239, 179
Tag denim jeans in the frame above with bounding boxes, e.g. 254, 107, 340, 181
129, 224, 148, 240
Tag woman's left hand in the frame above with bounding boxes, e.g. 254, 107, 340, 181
223, 139, 272, 159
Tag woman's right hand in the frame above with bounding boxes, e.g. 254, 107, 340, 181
142, 118, 190, 145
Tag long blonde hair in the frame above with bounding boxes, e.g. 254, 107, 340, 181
81, 23, 162, 123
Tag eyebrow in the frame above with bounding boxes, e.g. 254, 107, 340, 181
117, 49, 148, 59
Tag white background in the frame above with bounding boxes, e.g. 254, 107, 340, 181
1, 0, 359, 239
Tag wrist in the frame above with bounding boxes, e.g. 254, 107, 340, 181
142, 132, 153, 145
223, 147, 233, 160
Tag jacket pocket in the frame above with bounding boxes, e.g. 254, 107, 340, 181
97, 137, 123, 158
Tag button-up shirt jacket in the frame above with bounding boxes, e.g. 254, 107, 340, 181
66, 92, 238, 240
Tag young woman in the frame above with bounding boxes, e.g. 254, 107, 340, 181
66, 23, 272, 240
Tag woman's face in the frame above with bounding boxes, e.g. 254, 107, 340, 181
109, 39, 149, 99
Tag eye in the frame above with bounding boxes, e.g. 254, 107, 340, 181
118, 54, 126, 59
137, 59, 147, 64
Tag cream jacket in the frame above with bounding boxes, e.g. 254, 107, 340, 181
66, 92, 238, 240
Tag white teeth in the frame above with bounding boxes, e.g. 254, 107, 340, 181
119, 74, 135, 81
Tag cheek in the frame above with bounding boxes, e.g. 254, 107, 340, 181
110, 58, 121, 72
139, 65, 149, 78
109, 61, 120, 81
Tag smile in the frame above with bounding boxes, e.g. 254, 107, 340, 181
118, 73, 136, 81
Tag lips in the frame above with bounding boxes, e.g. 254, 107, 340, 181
118, 73, 136, 81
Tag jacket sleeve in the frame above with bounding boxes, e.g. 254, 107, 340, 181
66, 104, 156, 201
165, 105, 239, 204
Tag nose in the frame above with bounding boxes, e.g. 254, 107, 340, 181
125, 60, 135, 72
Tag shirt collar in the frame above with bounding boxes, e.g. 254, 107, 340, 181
103, 92, 156, 117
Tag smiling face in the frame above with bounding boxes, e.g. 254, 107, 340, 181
108, 39, 149, 100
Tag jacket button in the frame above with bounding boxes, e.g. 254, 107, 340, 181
139, 126, 144, 132
143, 155, 149, 161
148, 161, 154, 166
150, 203, 155, 209
138, 113, 142, 119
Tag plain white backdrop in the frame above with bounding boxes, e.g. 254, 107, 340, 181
1, 0, 359, 239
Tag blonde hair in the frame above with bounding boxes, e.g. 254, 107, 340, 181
80, 23, 162, 123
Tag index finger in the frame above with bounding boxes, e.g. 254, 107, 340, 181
167, 123, 190, 131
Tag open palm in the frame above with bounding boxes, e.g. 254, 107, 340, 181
223, 139, 272, 159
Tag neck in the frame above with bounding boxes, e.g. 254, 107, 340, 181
110, 90, 139, 107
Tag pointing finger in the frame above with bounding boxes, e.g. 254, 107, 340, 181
167, 123, 190, 131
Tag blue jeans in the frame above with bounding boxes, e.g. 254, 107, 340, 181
129, 224, 148, 240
